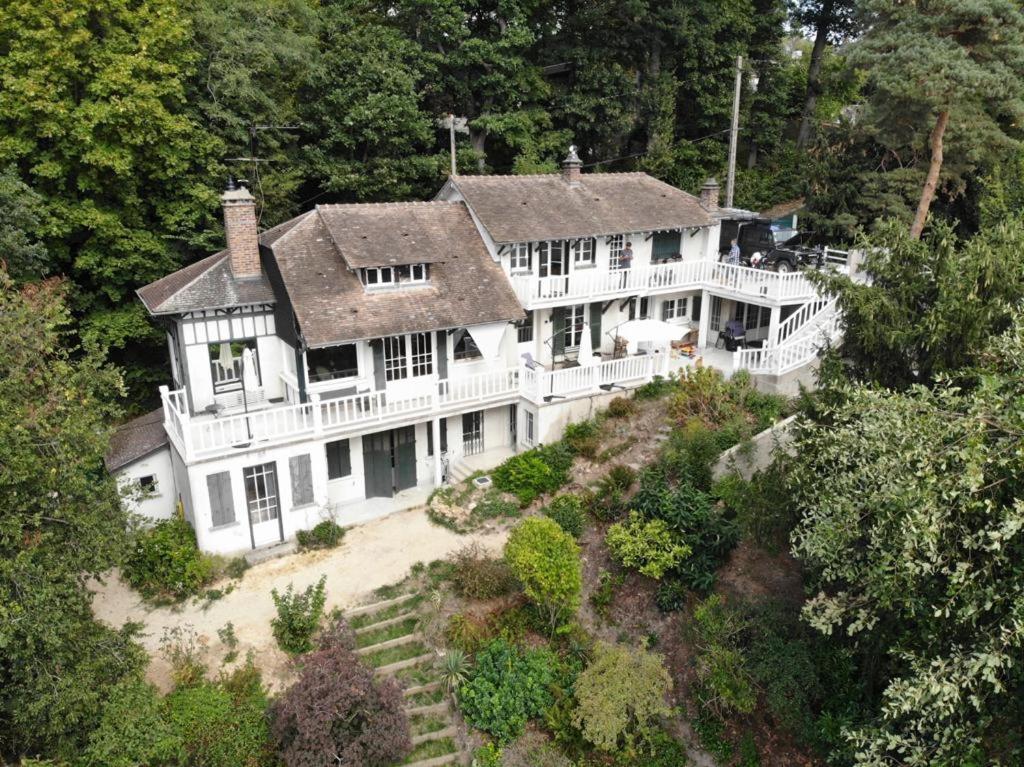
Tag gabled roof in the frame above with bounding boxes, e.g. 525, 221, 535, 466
105, 408, 169, 472
760, 197, 806, 221
447, 172, 714, 244
318, 202, 462, 268
136, 216, 305, 315
270, 202, 524, 348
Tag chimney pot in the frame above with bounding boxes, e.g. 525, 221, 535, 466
562, 144, 583, 187
221, 183, 261, 278
700, 177, 720, 212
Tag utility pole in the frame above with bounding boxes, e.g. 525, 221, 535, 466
449, 114, 457, 176
726, 55, 743, 209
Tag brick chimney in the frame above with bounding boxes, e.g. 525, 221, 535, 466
562, 145, 582, 187
700, 177, 720, 212
221, 179, 261, 278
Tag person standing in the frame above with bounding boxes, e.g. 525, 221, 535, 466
618, 241, 634, 288
727, 238, 741, 266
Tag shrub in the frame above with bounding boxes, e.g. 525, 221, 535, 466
165, 666, 271, 767
217, 621, 239, 664
713, 463, 796, 551
543, 494, 585, 538
572, 642, 672, 752
441, 648, 470, 694
634, 375, 673, 400
271, 641, 410, 767
123, 517, 216, 601
504, 518, 582, 632
295, 520, 345, 551
502, 731, 574, 767
447, 542, 518, 600
445, 612, 493, 654
563, 418, 602, 458
606, 396, 637, 418
82, 679, 183, 767
224, 556, 250, 580
589, 570, 624, 621
159, 624, 207, 687
473, 488, 520, 521
692, 594, 756, 717
589, 465, 636, 521
654, 579, 688, 613
271, 575, 327, 655
472, 742, 503, 767
605, 512, 690, 579
458, 638, 557, 744
661, 418, 720, 490
492, 442, 573, 506
629, 730, 690, 767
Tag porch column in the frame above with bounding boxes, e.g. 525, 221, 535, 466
697, 289, 712, 348
768, 305, 782, 347
432, 417, 443, 485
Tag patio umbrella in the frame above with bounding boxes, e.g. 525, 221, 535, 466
613, 319, 688, 346
577, 322, 599, 367
239, 348, 258, 442
216, 342, 233, 373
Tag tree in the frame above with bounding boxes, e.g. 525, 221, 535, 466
789, 0, 859, 149
165, 676, 271, 767
572, 641, 673, 752
789, 315, 1024, 763
850, 0, 1024, 239
814, 217, 1024, 389
82, 679, 184, 767
504, 516, 582, 632
0, 166, 48, 282
0, 272, 146, 761
270, 640, 411, 767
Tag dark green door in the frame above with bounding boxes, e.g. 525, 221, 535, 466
393, 426, 417, 492
363, 431, 393, 498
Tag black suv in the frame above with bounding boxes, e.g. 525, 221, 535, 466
761, 231, 824, 273
720, 221, 823, 273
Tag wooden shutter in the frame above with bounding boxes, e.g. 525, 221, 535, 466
370, 339, 385, 390
692, 294, 702, 321
206, 471, 235, 527
661, 301, 671, 321
551, 307, 566, 356
326, 440, 351, 479
589, 303, 602, 349
289, 454, 314, 506
436, 330, 448, 380
440, 417, 448, 453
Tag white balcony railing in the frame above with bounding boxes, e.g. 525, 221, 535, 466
521, 354, 659, 403
733, 298, 841, 377
509, 260, 820, 307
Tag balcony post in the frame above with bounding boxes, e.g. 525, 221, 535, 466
432, 417, 443, 486
311, 392, 323, 436
768, 305, 782, 347
697, 289, 712, 348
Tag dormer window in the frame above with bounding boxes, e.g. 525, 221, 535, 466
510, 243, 531, 273
361, 264, 429, 289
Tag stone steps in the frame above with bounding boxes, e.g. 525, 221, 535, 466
353, 610, 419, 635
406, 700, 449, 717
346, 591, 418, 618
356, 632, 423, 656
374, 652, 436, 676
403, 753, 463, 767
403, 680, 441, 698
411, 725, 457, 746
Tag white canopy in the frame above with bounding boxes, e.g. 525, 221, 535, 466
577, 323, 600, 367
613, 319, 689, 346
466, 321, 509, 360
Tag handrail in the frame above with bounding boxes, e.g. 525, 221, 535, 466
734, 301, 841, 376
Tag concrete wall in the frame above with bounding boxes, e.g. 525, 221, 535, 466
712, 414, 797, 481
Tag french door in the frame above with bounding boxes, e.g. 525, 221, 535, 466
538, 241, 567, 278
462, 411, 484, 456
243, 462, 283, 548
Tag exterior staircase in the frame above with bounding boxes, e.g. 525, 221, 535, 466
347, 592, 469, 767
733, 296, 841, 377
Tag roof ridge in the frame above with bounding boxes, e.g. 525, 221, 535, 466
316, 200, 458, 210
270, 209, 318, 248
142, 250, 229, 310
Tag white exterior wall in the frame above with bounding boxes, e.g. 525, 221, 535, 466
115, 447, 178, 522
534, 390, 629, 445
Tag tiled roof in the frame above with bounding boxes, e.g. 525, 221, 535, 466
105, 408, 168, 472
317, 202, 465, 267
271, 203, 524, 348
760, 197, 806, 220
448, 172, 714, 243
136, 216, 306, 315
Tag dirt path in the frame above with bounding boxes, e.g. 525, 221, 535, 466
90, 507, 507, 692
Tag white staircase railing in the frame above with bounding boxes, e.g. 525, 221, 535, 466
734, 298, 841, 377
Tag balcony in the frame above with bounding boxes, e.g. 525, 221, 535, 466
509, 260, 821, 308
520, 354, 661, 403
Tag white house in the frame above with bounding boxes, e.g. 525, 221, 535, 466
110, 149, 840, 554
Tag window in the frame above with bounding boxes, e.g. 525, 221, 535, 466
565, 304, 586, 349
516, 311, 534, 344
661, 297, 688, 321
628, 297, 650, 321
307, 344, 358, 382
410, 332, 433, 377
361, 264, 428, 288
608, 235, 624, 269
524, 410, 535, 446
209, 340, 259, 393
383, 336, 408, 381
710, 296, 723, 332
206, 471, 235, 527
243, 463, 279, 525
326, 440, 352, 480
426, 422, 434, 456
138, 475, 157, 493
289, 454, 314, 506
510, 243, 531, 272
537, 241, 567, 277
462, 411, 483, 455
453, 329, 482, 361
572, 238, 595, 267
652, 231, 682, 262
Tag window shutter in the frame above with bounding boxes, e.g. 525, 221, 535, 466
551, 307, 566, 356
370, 339, 385, 390
436, 330, 448, 379
326, 440, 351, 479
589, 303, 602, 349
662, 301, 671, 321
206, 471, 235, 527
289, 454, 314, 506
440, 417, 448, 452
692, 295, 702, 321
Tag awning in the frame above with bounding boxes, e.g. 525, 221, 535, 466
612, 319, 689, 346
466, 321, 509, 360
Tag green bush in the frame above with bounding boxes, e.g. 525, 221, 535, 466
473, 488, 520, 521
563, 418, 602, 458
589, 570, 624, 621
634, 375, 673, 400
82, 678, 183, 767
661, 418, 720, 490
492, 442, 573, 507
713, 464, 796, 551
692, 595, 756, 717
458, 638, 557, 744
504, 517, 582, 632
606, 396, 637, 418
543, 494, 586, 538
271, 575, 327, 655
654, 579, 688, 613
447, 542, 519, 600
589, 464, 636, 521
605, 512, 690, 579
123, 517, 216, 601
295, 520, 345, 551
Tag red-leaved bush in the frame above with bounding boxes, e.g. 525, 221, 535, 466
270, 636, 410, 767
